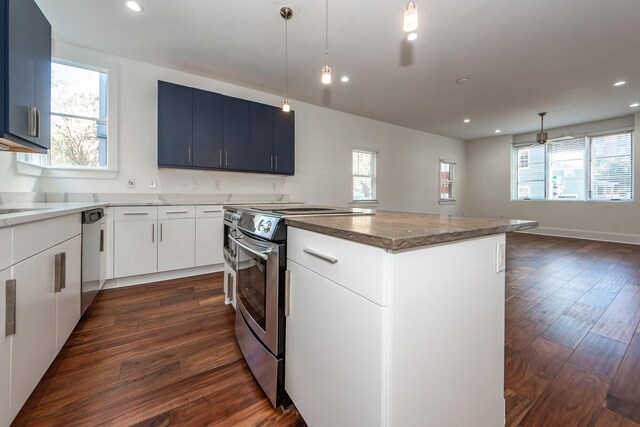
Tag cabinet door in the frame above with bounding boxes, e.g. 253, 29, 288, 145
250, 103, 274, 172
7, 0, 36, 143
0, 269, 11, 427
222, 97, 251, 171
158, 81, 193, 167
114, 220, 158, 277
273, 109, 295, 175
285, 261, 384, 427
193, 89, 224, 169
31, 3, 51, 150
11, 247, 57, 418
158, 219, 195, 272
195, 217, 224, 267
56, 235, 81, 352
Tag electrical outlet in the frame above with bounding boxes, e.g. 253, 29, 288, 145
149, 179, 156, 189
496, 241, 506, 273
191, 180, 198, 190
127, 179, 135, 189
215, 180, 222, 191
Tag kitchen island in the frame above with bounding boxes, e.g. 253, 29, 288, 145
283, 211, 537, 427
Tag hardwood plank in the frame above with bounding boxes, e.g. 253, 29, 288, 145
564, 302, 606, 324
569, 333, 628, 381
520, 363, 609, 427
606, 332, 640, 423
577, 288, 617, 309
592, 284, 640, 344
594, 409, 640, 427
520, 295, 574, 326
541, 315, 592, 349
505, 317, 548, 352
506, 297, 539, 321
504, 388, 532, 427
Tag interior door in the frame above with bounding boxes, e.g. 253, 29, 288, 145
193, 89, 224, 168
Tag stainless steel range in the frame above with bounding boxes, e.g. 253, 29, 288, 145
230, 205, 373, 407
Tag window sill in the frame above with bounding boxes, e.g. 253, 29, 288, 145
438, 199, 456, 205
510, 198, 634, 203
350, 200, 380, 208
16, 160, 119, 179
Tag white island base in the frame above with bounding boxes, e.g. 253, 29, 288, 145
285, 227, 506, 427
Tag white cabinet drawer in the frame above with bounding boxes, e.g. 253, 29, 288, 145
0, 228, 12, 271
158, 206, 195, 220
114, 206, 158, 221
195, 205, 223, 218
13, 214, 81, 264
287, 227, 389, 306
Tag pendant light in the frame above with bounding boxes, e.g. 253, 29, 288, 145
536, 112, 548, 145
280, 7, 293, 112
403, 2, 418, 33
321, 0, 332, 85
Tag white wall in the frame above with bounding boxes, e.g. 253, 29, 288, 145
1, 42, 466, 214
466, 113, 640, 244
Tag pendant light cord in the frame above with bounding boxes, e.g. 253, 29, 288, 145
285, 16, 289, 98
324, 0, 329, 65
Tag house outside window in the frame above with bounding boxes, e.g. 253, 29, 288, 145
352, 148, 377, 201
512, 131, 633, 201
439, 160, 456, 203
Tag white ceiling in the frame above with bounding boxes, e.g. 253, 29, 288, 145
36, 0, 640, 141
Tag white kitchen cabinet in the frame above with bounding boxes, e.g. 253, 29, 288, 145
158, 218, 196, 272
195, 215, 224, 267
55, 235, 82, 352
285, 260, 384, 427
11, 245, 58, 418
0, 228, 12, 271
114, 209, 158, 278
0, 269, 11, 427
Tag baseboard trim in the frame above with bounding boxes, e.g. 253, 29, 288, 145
103, 264, 224, 289
519, 227, 640, 245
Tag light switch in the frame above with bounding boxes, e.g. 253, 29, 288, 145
496, 241, 506, 273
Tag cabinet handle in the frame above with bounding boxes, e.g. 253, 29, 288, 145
27, 107, 37, 137
219, 150, 223, 166
123, 212, 149, 216
5, 280, 16, 336
160, 223, 163, 242
275, 155, 278, 170
202, 209, 221, 213
152, 223, 155, 243
100, 229, 105, 252
35, 109, 41, 138
54, 253, 66, 292
225, 151, 228, 166
271, 155, 274, 170
188, 146, 192, 164
284, 270, 291, 317
165, 210, 188, 214
303, 248, 338, 264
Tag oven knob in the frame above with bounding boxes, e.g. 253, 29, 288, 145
263, 221, 272, 232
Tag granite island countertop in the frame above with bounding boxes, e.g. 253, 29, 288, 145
285, 210, 538, 251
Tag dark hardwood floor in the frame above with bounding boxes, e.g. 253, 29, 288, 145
12, 232, 640, 426
506, 232, 640, 427
11, 273, 304, 426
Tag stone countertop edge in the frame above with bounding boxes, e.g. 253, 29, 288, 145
284, 217, 539, 251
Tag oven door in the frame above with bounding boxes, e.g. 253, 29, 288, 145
231, 232, 284, 356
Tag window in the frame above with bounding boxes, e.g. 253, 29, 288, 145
439, 160, 456, 202
352, 148, 377, 201
512, 131, 633, 201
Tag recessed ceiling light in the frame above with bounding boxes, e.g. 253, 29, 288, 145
463, 119, 470, 123
126, 1, 143, 12
456, 78, 469, 85
341, 76, 349, 83
631, 103, 640, 108
407, 32, 418, 41
614, 81, 626, 87
495, 129, 501, 133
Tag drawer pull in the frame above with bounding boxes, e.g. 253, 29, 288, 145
202, 210, 221, 213
123, 212, 149, 216
5, 280, 16, 336
166, 211, 188, 214
54, 253, 66, 292
303, 248, 338, 264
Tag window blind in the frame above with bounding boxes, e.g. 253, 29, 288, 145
547, 137, 586, 200
589, 132, 633, 200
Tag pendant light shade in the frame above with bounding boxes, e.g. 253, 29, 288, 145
280, 7, 293, 112
536, 112, 548, 145
321, 0, 332, 85
403, 2, 418, 32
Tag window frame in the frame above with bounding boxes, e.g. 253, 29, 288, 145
351, 147, 378, 203
438, 159, 457, 204
16, 56, 119, 179
511, 129, 634, 202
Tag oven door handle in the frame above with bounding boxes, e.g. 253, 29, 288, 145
229, 235, 271, 260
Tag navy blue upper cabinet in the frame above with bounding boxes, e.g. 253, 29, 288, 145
157, 81, 295, 175
193, 89, 224, 169
157, 81, 193, 167
250, 103, 274, 172
273, 109, 295, 175
0, 0, 52, 152
223, 97, 251, 171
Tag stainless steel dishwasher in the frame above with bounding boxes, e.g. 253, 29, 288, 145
82, 208, 104, 315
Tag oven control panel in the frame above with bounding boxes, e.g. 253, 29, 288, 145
237, 211, 285, 242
